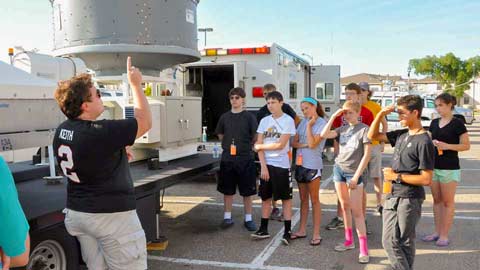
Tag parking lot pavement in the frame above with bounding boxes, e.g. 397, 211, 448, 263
148, 122, 480, 270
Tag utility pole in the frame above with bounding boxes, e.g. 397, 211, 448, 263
198, 28, 213, 47
473, 62, 476, 109
301, 53, 314, 66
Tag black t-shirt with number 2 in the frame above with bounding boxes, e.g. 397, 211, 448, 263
386, 129, 435, 199
429, 117, 467, 170
53, 118, 138, 213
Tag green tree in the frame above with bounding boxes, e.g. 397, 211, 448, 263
409, 53, 480, 97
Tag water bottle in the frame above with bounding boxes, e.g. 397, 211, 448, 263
202, 126, 208, 143
213, 143, 220, 158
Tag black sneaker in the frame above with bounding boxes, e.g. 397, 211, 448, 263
281, 232, 291, 246
376, 205, 384, 217
251, 229, 270, 240
326, 217, 344, 230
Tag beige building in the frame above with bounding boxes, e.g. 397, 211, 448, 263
341, 73, 441, 95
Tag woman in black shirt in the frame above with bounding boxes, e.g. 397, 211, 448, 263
422, 93, 470, 247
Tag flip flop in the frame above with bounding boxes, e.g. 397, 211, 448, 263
290, 232, 307, 240
421, 234, 439, 242
435, 239, 450, 247
310, 238, 322, 246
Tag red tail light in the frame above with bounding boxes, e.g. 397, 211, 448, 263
242, 48, 255, 54
252, 87, 264, 98
227, 48, 242, 55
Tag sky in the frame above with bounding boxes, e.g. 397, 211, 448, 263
1, 0, 479, 77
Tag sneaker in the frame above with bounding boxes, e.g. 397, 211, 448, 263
281, 232, 291, 246
366, 221, 372, 235
334, 242, 355, 252
251, 229, 271, 240
358, 254, 370, 264
270, 207, 283, 221
220, 218, 234, 229
376, 205, 383, 216
244, 220, 257, 231
326, 217, 344, 230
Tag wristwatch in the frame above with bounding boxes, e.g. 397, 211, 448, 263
395, 173, 403, 184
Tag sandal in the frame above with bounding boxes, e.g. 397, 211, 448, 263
310, 238, 322, 246
421, 234, 439, 242
435, 239, 450, 247
290, 232, 307, 240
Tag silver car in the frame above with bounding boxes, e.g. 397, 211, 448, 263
454, 107, 474, 125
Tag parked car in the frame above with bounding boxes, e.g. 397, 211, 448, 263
385, 112, 432, 131
454, 107, 474, 125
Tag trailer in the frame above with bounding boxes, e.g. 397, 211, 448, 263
12, 152, 218, 270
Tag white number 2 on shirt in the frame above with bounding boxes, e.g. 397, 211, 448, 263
58, 145, 80, 183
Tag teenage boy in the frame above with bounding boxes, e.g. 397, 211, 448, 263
215, 87, 258, 231
326, 83, 374, 231
368, 95, 434, 270
321, 101, 372, 264
256, 84, 300, 221
252, 91, 296, 245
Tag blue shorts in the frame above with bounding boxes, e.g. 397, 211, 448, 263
333, 165, 364, 186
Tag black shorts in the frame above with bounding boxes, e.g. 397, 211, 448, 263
217, 158, 257, 197
258, 165, 293, 201
295, 166, 321, 183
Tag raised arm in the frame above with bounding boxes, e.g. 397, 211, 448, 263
321, 109, 343, 139
127, 57, 152, 139
306, 116, 325, 149
368, 105, 394, 143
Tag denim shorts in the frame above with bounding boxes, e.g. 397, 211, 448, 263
333, 165, 364, 186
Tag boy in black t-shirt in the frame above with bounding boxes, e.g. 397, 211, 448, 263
53, 57, 152, 270
368, 95, 434, 270
215, 87, 258, 231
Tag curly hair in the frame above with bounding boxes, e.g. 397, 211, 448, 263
54, 73, 94, 119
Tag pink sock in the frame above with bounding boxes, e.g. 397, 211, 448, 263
359, 236, 369, 256
344, 228, 353, 246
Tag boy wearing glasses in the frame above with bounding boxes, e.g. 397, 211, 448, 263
215, 87, 258, 231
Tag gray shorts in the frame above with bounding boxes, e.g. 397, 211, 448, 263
367, 144, 382, 179
64, 209, 147, 270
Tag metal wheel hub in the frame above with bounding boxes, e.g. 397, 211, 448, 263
27, 240, 66, 270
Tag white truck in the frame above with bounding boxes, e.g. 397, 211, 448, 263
177, 43, 341, 138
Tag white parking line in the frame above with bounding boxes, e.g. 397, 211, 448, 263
251, 209, 301, 267
163, 200, 480, 221
148, 255, 315, 270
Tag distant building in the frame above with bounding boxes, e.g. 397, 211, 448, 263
341, 73, 442, 95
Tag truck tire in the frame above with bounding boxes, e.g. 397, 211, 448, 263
27, 225, 81, 270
